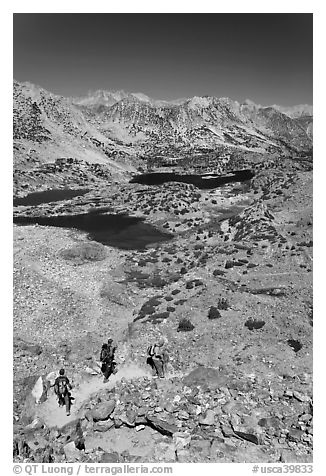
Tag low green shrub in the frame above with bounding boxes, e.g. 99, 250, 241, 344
217, 298, 229, 310
177, 318, 195, 332
213, 269, 225, 276
208, 306, 221, 319
60, 242, 106, 264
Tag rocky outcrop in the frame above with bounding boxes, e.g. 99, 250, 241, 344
183, 366, 227, 389
88, 399, 116, 422
13, 357, 313, 464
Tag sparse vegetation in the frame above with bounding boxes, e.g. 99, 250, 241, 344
134, 296, 162, 321
147, 311, 170, 323
208, 306, 221, 319
171, 289, 181, 295
245, 319, 265, 330
177, 318, 195, 332
60, 242, 106, 264
217, 297, 229, 310
213, 269, 225, 276
287, 339, 303, 352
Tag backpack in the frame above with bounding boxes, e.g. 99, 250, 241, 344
101, 346, 114, 363
147, 345, 156, 357
57, 377, 68, 397
148, 344, 162, 359
107, 344, 115, 359
100, 347, 108, 362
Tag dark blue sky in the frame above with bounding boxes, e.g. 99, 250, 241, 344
13, 13, 312, 106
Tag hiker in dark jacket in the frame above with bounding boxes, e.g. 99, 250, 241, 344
147, 338, 169, 378
100, 339, 117, 382
54, 369, 72, 416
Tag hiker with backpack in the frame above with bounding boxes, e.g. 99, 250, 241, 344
100, 338, 117, 383
147, 338, 169, 378
54, 369, 72, 416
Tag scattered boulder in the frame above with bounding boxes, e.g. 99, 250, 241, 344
146, 415, 178, 436
258, 417, 283, 430
25, 435, 48, 452
176, 448, 192, 462
135, 425, 146, 432
189, 439, 212, 458
250, 286, 286, 296
233, 429, 260, 445
23, 417, 44, 432
183, 367, 226, 390
90, 399, 116, 422
199, 409, 216, 426
293, 391, 310, 402
100, 452, 120, 463
221, 423, 235, 438
288, 428, 304, 443
210, 439, 226, 459
64, 441, 82, 461
177, 410, 190, 420
93, 420, 115, 432
84, 366, 100, 376
173, 432, 191, 450
31, 376, 47, 404
280, 449, 312, 463
119, 409, 137, 427
154, 442, 177, 462
222, 400, 236, 414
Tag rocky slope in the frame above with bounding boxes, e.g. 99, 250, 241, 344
13, 165, 312, 463
13, 81, 138, 194
13, 80, 312, 196
13, 80, 313, 464
74, 93, 312, 157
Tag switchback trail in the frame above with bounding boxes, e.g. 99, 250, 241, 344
36, 363, 151, 429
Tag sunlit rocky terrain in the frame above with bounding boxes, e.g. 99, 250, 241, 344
13, 81, 312, 463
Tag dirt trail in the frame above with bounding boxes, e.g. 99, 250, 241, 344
36, 363, 151, 429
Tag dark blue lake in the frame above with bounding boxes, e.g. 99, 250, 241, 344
13, 211, 172, 250
130, 169, 254, 189
13, 188, 90, 207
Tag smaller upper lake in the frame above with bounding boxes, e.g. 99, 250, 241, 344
13, 188, 90, 207
130, 169, 254, 189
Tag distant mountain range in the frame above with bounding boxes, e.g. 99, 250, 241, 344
73, 89, 313, 117
72, 88, 313, 154
13, 80, 313, 173
270, 103, 313, 119
72, 89, 189, 108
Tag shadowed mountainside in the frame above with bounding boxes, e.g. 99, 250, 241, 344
14, 80, 312, 180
